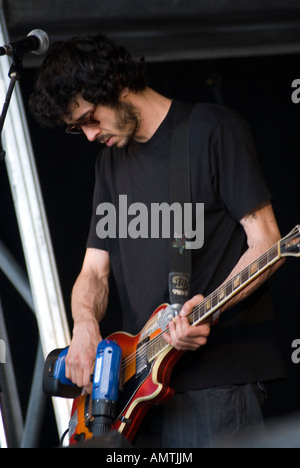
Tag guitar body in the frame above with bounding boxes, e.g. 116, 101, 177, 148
69, 303, 183, 445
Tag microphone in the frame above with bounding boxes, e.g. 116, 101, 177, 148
0, 29, 49, 57
91, 339, 122, 437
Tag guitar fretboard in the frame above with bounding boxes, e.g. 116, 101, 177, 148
145, 241, 280, 363
190, 243, 280, 327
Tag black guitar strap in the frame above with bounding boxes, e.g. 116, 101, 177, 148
168, 102, 194, 305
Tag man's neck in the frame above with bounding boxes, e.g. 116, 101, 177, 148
122, 87, 172, 143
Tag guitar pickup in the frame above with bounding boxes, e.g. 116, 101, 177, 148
136, 338, 150, 377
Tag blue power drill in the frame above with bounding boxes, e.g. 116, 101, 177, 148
43, 346, 81, 398
91, 340, 122, 436
43, 340, 122, 436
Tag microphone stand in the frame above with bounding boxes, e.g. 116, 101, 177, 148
0, 52, 24, 161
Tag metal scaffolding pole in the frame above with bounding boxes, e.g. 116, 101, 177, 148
20, 343, 47, 448
0, 9, 72, 440
0, 238, 47, 447
0, 296, 23, 448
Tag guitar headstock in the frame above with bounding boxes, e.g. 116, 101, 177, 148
280, 225, 300, 258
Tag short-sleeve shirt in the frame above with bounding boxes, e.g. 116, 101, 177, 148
87, 101, 286, 391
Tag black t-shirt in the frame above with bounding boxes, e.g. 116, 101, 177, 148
87, 101, 286, 391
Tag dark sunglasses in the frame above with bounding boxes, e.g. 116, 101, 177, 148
66, 103, 99, 135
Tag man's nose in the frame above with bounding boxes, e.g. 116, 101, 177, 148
82, 126, 101, 142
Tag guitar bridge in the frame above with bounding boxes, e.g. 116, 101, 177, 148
136, 338, 150, 377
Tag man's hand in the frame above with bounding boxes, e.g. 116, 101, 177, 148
163, 294, 210, 351
66, 248, 110, 392
65, 317, 101, 392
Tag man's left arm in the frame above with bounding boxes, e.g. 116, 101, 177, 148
218, 200, 284, 313
164, 201, 284, 351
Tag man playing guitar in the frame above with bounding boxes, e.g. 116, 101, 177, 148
30, 34, 286, 447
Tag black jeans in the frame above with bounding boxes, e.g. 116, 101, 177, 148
133, 383, 267, 448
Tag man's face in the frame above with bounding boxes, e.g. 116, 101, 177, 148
64, 94, 140, 148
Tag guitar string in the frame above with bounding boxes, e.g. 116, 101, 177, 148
122, 251, 279, 371
120, 243, 280, 370
120, 244, 280, 371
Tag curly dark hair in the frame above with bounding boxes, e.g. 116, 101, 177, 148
29, 33, 147, 127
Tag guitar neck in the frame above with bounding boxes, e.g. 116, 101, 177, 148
141, 227, 300, 375
147, 241, 281, 363
190, 241, 280, 327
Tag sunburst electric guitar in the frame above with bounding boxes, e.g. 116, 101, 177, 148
68, 226, 300, 445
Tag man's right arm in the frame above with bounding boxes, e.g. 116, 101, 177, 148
65, 248, 110, 389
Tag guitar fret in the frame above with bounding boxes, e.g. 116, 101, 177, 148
241, 268, 249, 284
226, 282, 233, 296
218, 288, 225, 301
212, 294, 218, 308
250, 261, 258, 276
259, 255, 268, 269
191, 304, 201, 326
194, 306, 201, 323
201, 303, 207, 317
268, 246, 277, 263
233, 276, 241, 289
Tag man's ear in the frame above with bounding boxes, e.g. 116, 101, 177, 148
120, 87, 129, 99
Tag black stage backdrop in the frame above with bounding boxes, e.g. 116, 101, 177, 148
0, 52, 300, 447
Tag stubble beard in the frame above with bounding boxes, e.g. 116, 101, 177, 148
99, 101, 141, 149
